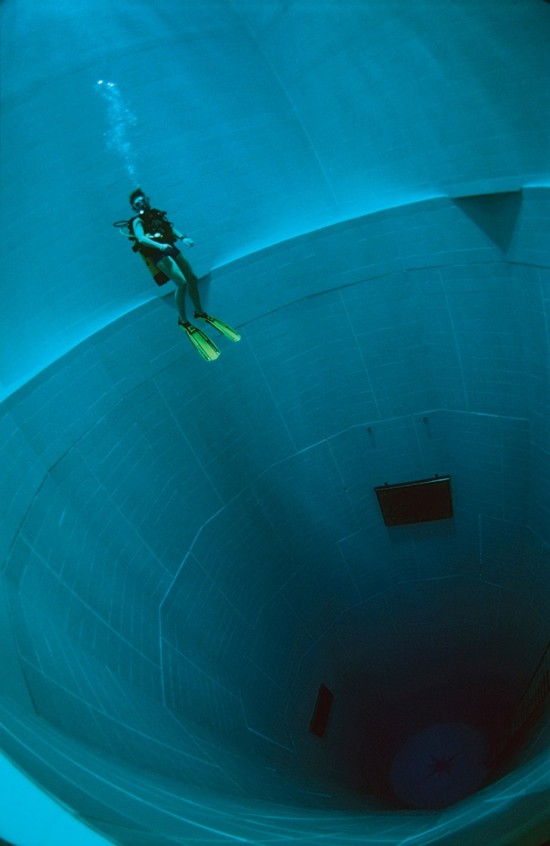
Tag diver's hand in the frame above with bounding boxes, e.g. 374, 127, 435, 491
181, 237, 194, 248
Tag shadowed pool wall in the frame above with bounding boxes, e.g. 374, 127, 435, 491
1, 191, 549, 845
2, 0, 550, 842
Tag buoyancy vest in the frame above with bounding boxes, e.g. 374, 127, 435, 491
130, 208, 177, 256
128, 208, 177, 286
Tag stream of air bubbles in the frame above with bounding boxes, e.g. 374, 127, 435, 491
96, 80, 138, 182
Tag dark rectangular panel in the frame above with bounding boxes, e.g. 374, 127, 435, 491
375, 476, 452, 526
309, 684, 334, 737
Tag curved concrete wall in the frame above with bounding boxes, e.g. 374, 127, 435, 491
2, 193, 550, 844
1, 0, 549, 397
1, 0, 550, 843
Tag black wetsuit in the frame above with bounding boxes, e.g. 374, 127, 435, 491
130, 206, 197, 288
130, 208, 178, 262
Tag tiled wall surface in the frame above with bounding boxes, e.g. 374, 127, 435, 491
2, 1, 549, 402
1, 192, 549, 843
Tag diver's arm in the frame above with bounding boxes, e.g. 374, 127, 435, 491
132, 218, 170, 251
173, 227, 194, 247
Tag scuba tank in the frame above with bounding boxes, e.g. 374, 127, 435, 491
113, 216, 171, 286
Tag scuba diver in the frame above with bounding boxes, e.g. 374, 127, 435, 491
120, 189, 240, 361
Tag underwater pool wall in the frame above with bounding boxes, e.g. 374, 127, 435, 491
1, 190, 549, 844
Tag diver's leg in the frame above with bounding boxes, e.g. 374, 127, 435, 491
173, 253, 204, 315
157, 257, 189, 322
174, 284, 188, 323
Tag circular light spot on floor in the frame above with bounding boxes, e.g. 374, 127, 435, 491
390, 722, 488, 809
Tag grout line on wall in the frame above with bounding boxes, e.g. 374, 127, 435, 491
18, 536, 161, 669
227, 1, 342, 218
248, 338, 299, 455
443, 289, 470, 411
339, 290, 382, 419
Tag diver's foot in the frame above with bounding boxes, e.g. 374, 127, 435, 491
178, 318, 191, 327
194, 311, 209, 319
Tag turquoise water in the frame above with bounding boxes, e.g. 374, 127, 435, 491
1, 2, 549, 844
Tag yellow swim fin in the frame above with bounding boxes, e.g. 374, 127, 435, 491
195, 313, 241, 342
179, 321, 220, 361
